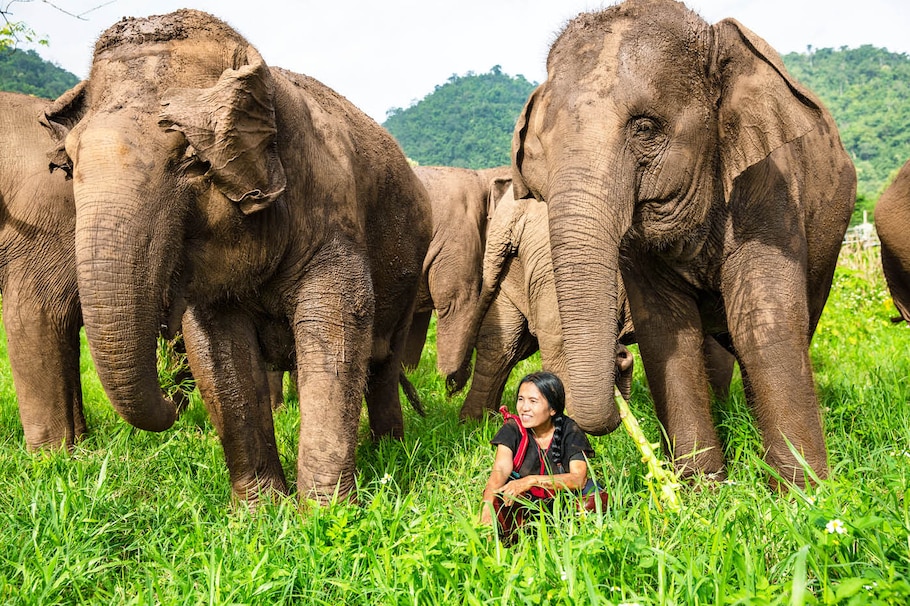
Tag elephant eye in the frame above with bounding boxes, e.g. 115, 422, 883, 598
628, 116, 666, 162
630, 117, 662, 141
177, 143, 210, 178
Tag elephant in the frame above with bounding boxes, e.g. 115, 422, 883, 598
41, 9, 431, 504
510, 0, 855, 487
0, 91, 83, 450
403, 165, 512, 391
875, 159, 910, 323
458, 189, 735, 421
0, 94, 231, 449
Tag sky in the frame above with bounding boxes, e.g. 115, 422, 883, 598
5, 0, 909, 123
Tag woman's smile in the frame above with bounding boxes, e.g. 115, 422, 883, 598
516, 382, 555, 432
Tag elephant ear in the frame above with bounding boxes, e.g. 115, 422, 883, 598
712, 18, 823, 202
39, 79, 89, 178
159, 46, 286, 214
486, 176, 513, 219
512, 86, 547, 201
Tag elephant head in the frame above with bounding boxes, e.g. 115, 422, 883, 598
512, 0, 822, 435
41, 10, 287, 433
409, 165, 511, 392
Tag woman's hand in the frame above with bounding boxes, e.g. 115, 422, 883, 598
479, 501, 495, 525
498, 476, 533, 504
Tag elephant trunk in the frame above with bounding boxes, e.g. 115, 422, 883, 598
546, 178, 630, 435
73, 129, 179, 432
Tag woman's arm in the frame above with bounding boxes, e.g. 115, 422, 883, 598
498, 459, 588, 501
479, 444, 515, 525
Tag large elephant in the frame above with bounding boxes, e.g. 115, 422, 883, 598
459, 190, 734, 420
0, 91, 83, 450
511, 0, 855, 486
875, 159, 910, 322
41, 9, 431, 503
404, 165, 512, 390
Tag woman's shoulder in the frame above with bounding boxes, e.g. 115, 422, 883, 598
562, 416, 585, 434
491, 417, 522, 446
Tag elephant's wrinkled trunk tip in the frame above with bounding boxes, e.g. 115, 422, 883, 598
117, 396, 179, 432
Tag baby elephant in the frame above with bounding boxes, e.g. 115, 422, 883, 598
458, 192, 638, 420
876, 158, 910, 322
459, 191, 733, 421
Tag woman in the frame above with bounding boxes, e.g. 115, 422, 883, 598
479, 371, 600, 538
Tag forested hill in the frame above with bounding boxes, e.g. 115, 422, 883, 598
385, 47, 910, 211
383, 66, 536, 170
0, 48, 79, 99
783, 45, 910, 203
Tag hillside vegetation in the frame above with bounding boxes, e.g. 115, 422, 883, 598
384, 46, 910, 222
383, 66, 535, 170
0, 48, 79, 99
783, 45, 910, 217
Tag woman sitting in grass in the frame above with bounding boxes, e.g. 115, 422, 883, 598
479, 371, 601, 540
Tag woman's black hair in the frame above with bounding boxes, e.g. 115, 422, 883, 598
518, 371, 567, 467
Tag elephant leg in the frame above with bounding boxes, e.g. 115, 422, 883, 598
460, 296, 535, 420
366, 351, 406, 440
401, 309, 431, 370
624, 268, 724, 479
703, 335, 735, 401
182, 306, 288, 503
723, 253, 827, 487
3, 283, 84, 450
267, 370, 285, 411
293, 252, 373, 502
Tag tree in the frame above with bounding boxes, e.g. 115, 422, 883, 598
0, 1, 46, 51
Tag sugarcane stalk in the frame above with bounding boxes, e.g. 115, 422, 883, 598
614, 386, 681, 513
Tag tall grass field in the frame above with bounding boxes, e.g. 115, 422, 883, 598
0, 244, 908, 605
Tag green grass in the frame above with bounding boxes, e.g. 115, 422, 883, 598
0, 245, 908, 604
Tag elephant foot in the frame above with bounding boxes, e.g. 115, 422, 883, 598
458, 401, 488, 422
671, 443, 725, 482
297, 473, 357, 505
231, 475, 289, 507
765, 452, 828, 491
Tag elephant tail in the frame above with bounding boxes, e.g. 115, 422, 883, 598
399, 370, 425, 417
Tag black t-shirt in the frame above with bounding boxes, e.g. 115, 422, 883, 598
491, 416, 594, 478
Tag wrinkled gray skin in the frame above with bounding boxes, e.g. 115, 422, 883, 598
513, 0, 855, 486
42, 10, 430, 504
875, 159, 910, 323
0, 91, 83, 450
459, 191, 734, 420
404, 165, 512, 391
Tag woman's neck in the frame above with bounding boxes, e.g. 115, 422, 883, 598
531, 421, 555, 444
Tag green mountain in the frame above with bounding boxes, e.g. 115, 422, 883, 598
0, 48, 79, 99
383, 66, 536, 169
783, 45, 910, 219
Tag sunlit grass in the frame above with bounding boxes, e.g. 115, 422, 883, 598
0, 245, 908, 603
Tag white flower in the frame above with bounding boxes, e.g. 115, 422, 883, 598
560, 571, 568, 581
380, 473, 392, 485
825, 519, 847, 535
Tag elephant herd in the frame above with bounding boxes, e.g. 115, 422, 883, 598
2, 0, 904, 505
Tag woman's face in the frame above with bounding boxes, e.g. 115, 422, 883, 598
516, 381, 555, 431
